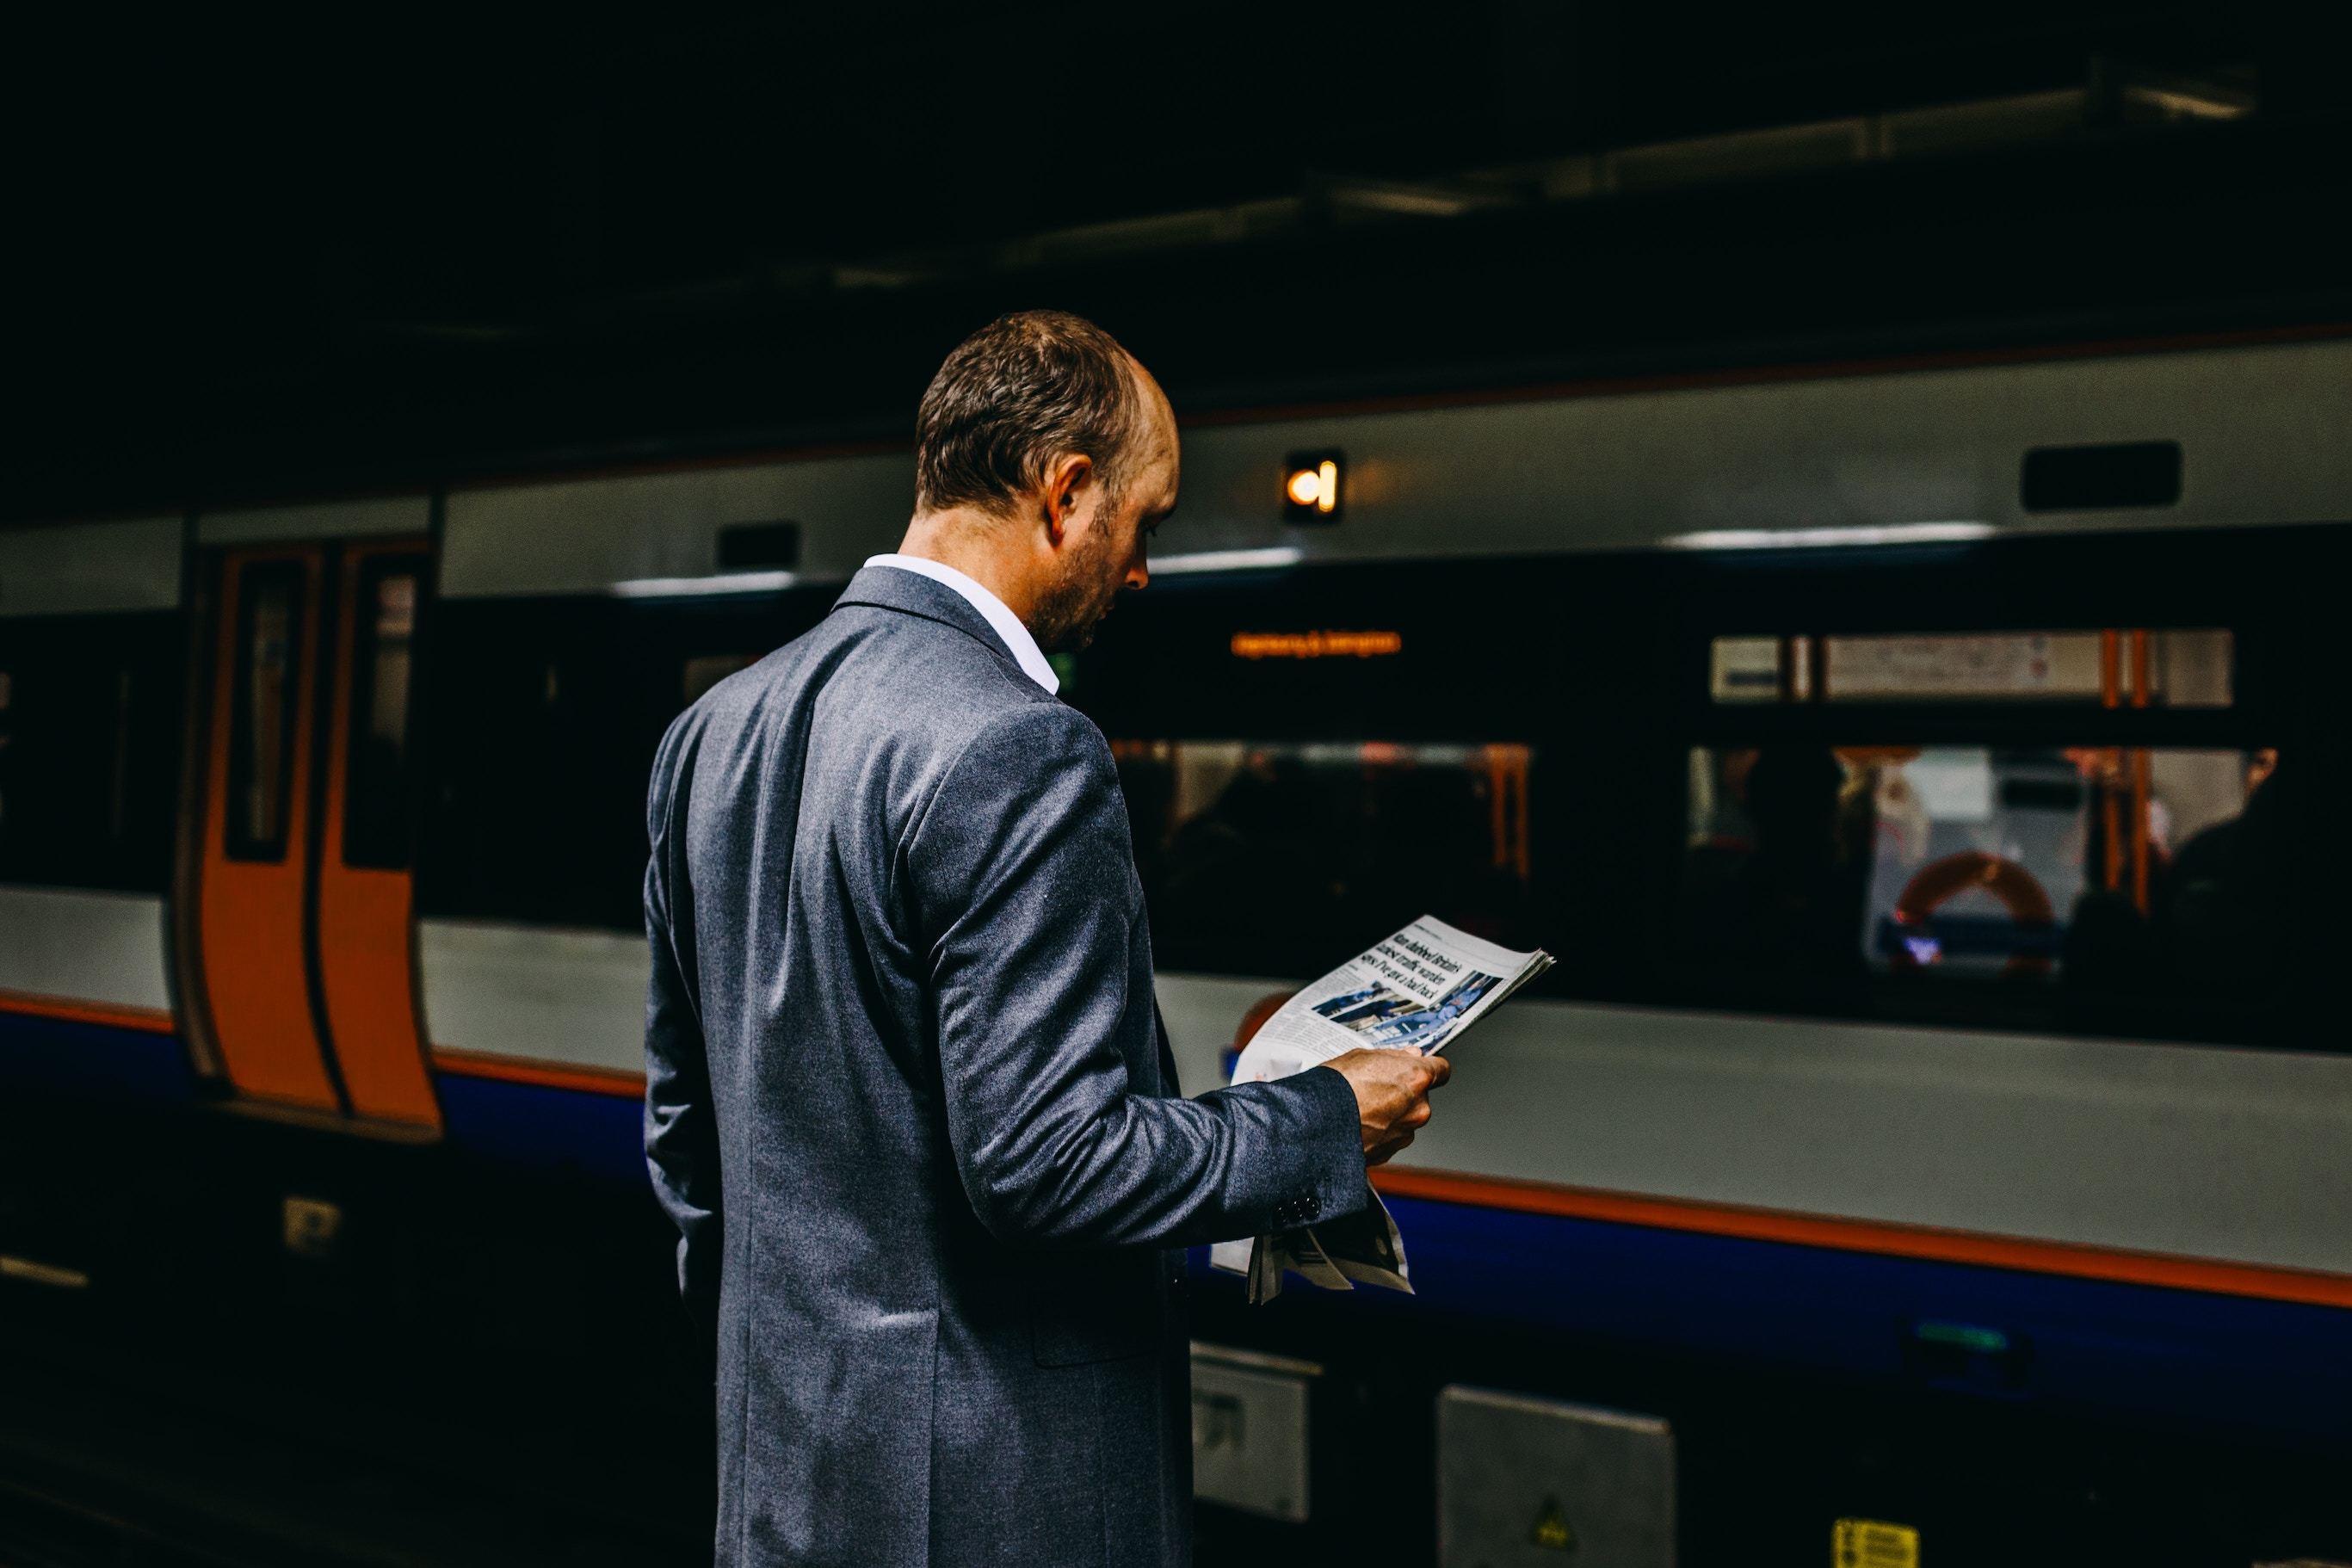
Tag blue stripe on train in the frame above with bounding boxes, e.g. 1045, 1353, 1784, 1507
432, 1070, 650, 1188
0, 1009, 649, 1185
0, 1011, 196, 1102
1210, 1194, 2352, 1442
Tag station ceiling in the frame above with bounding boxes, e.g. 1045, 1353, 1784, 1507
7, 4, 2349, 518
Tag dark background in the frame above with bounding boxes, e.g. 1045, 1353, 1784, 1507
7, 3, 2349, 521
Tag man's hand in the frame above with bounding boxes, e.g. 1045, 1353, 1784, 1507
1320, 1048, 1453, 1167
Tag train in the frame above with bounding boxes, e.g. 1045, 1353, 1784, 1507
3, 330, 2349, 1565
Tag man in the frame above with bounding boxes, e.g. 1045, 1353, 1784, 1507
643, 310, 1448, 1568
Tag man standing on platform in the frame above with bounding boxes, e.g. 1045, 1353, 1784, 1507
643, 310, 1448, 1568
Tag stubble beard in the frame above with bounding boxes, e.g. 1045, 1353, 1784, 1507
1031, 521, 1124, 654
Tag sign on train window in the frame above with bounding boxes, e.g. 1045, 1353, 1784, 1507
1710, 630, 2232, 706
1682, 744, 2280, 991
1110, 739, 1537, 979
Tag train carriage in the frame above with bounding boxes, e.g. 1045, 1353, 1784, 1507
3, 331, 2349, 1564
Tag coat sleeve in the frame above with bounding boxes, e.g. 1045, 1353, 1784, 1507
643, 713, 722, 1337
904, 701, 1366, 1248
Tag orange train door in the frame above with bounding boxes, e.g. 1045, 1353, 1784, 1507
180, 539, 441, 1133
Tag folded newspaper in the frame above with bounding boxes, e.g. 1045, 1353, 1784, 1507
1209, 916, 1553, 1304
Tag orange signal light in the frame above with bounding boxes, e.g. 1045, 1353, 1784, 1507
1282, 449, 1344, 522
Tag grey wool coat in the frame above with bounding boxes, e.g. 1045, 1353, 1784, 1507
643, 564, 1367, 1568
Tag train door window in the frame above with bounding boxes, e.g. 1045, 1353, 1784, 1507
1114, 738, 1537, 978
343, 559, 421, 869
225, 563, 306, 861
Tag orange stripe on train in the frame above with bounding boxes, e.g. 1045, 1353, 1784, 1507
1372, 1165, 2352, 1312
0, 989, 176, 1034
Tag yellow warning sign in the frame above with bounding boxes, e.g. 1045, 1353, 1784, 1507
1834, 1518, 1920, 1568
1528, 1496, 1577, 1552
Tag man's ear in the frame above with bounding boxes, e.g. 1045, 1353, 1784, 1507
1041, 453, 1094, 545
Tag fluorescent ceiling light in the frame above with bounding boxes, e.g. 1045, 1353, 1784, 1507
1150, 546, 1306, 576
609, 570, 801, 598
1663, 522, 1995, 551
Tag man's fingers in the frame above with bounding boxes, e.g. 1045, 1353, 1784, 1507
1330, 1049, 1454, 1160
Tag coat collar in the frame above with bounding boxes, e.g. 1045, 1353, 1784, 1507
831, 564, 1037, 683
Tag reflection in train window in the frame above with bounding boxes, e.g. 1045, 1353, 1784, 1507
1711, 629, 2232, 706
1683, 743, 2281, 994
1112, 738, 1534, 979
344, 564, 420, 870
226, 564, 305, 862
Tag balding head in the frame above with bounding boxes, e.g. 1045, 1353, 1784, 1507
915, 310, 1157, 518
898, 311, 1179, 655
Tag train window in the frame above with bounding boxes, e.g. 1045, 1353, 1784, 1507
0, 667, 133, 846
107, 668, 133, 843
1114, 738, 1537, 979
343, 561, 422, 870
418, 585, 839, 932
225, 564, 306, 862
1682, 742, 2280, 996
0, 620, 180, 892
1710, 629, 2232, 707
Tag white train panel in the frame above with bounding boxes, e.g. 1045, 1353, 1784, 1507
440, 454, 912, 598
417, 917, 650, 1073
0, 518, 183, 618
1152, 974, 2352, 1279
1169, 337, 2352, 563
433, 338, 2352, 599
0, 886, 174, 1015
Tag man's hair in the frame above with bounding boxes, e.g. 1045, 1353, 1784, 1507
914, 310, 1146, 517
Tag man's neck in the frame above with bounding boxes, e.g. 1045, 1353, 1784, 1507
892, 511, 1041, 626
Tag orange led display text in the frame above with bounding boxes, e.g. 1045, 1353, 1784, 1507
1230, 630, 1404, 660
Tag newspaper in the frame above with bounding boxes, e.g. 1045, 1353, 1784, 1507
1209, 916, 1553, 1304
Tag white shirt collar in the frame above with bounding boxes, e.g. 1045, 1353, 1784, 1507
863, 553, 1060, 695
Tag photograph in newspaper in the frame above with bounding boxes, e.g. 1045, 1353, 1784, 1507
1232, 916, 1552, 1085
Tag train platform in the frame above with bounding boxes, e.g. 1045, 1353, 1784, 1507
0, 1346, 705, 1568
